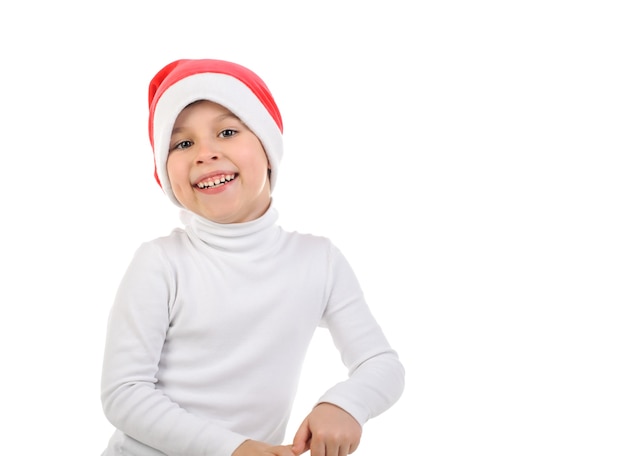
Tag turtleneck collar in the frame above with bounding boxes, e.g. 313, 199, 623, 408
179, 202, 281, 254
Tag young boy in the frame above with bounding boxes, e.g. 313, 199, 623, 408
100, 58, 405, 456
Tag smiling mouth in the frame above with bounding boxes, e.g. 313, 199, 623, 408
196, 174, 237, 189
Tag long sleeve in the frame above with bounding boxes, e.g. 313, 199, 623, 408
101, 242, 248, 456
317, 245, 405, 425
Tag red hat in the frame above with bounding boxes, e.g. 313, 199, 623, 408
148, 59, 283, 206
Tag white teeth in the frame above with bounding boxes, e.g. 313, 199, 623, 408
197, 174, 235, 189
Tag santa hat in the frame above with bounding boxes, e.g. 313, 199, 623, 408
148, 58, 283, 207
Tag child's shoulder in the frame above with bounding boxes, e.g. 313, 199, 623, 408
147, 226, 187, 243
280, 226, 338, 252
134, 227, 188, 253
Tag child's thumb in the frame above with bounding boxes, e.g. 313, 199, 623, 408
291, 421, 311, 454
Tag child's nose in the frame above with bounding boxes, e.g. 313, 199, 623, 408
195, 141, 220, 163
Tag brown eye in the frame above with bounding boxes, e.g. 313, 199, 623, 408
174, 140, 193, 150
219, 129, 237, 138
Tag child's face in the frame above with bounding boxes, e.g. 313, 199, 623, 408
166, 100, 271, 223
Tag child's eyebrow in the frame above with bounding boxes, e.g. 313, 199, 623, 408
215, 113, 241, 123
171, 113, 242, 135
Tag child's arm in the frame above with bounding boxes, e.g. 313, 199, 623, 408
101, 242, 250, 455
290, 244, 405, 454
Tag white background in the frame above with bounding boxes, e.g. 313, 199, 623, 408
1, 1, 624, 454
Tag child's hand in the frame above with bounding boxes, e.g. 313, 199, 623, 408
232, 439, 297, 456
291, 402, 362, 456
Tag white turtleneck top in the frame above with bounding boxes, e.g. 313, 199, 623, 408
101, 205, 404, 456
